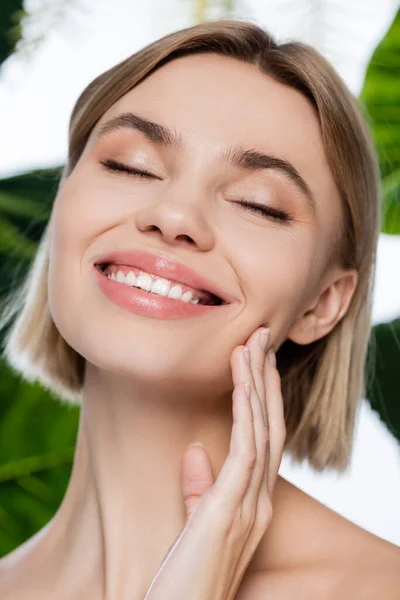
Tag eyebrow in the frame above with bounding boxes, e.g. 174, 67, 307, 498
96, 111, 316, 214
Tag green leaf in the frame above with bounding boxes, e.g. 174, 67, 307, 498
0, 168, 62, 205
0, 191, 49, 220
360, 8, 400, 235
366, 318, 400, 442
0, 449, 75, 484
0, 358, 79, 555
0, 0, 25, 66
0, 217, 37, 260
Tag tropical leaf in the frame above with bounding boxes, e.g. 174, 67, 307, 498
0, 191, 49, 220
0, 168, 60, 301
0, 0, 25, 66
0, 218, 38, 260
0, 167, 61, 209
360, 8, 400, 234
365, 318, 400, 442
0, 357, 79, 555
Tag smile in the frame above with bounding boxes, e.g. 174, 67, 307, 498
93, 264, 231, 320
96, 263, 223, 306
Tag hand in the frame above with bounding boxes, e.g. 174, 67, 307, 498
144, 327, 286, 600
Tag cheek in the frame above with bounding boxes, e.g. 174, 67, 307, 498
47, 174, 113, 359
48, 169, 137, 311
237, 228, 317, 323
52, 170, 125, 243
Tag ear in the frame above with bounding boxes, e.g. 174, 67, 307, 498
286, 268, 358, 345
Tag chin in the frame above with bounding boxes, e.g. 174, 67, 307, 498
48, 271, 233, 392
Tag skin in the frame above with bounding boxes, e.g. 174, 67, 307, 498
1, 53, 400, 599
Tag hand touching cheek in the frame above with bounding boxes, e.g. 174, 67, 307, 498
144, 327, 286, 600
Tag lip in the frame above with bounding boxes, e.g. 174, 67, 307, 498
93, 267, 231, 320
93, 248, 236, 305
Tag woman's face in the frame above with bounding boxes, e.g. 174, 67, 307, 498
48, 53, 344, 393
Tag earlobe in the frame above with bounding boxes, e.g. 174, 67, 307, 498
286, 268, 358, 345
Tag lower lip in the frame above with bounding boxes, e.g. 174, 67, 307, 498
93, 266, 230, 320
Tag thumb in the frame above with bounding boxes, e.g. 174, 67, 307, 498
181, 443, 215, 525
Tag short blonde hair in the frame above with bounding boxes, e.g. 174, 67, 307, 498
0, 19, 380, 472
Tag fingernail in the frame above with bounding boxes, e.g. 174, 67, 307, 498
189, 442, 204, 448
260, 328, 270, 352
268, 349, 276, 368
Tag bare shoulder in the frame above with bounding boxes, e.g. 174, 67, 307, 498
237, 552, 400, 600
237, 537, 400, 600
323, 534, 400, 600
236, 477, 400, 600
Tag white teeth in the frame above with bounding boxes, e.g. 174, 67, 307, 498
180, 291, 193, 303
125, 270, 136, 286
168, 284, 183, 299
116, 270, 125, 283
151, 277, 170, 296
106, 268, 203, 305
135, 272, 152, 291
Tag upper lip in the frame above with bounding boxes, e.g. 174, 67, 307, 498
93, 248, 236, 304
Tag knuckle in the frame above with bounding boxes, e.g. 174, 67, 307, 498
237, 443, 257, 468
254, 358, 264, 374
257, 511, 273, 532
279, 424, 287, 445
257, 503, 273, 530
245, 447, 257, 469
239, 505, 256, 530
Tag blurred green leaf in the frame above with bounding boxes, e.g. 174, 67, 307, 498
360, 7, 400, 234
0, 1, 25, 66
0, 449, 75, 484
359, 7, 400, 436
365, 318, 400, 441
0, 217, 37, 260
0, 358, 79, 555
0, 191, 49, 220
0, 168, 62, 206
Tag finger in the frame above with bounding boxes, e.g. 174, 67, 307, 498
181, 443, 215, 524
238, 345, 269, 517
209, 347, 257, 507
244, 328, 270, 425
232, 345, 267, 496
211, 341, 267, 516
264, 350, 286, 493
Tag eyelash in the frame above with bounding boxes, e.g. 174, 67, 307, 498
100, 158, 155, 179
99, 158, 293, 223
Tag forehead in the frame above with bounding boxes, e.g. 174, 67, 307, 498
93, 53, 340, 223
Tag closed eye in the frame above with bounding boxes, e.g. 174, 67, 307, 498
234, 199, 293, 223
99, 158, 159, 179
99, 158, 292, 223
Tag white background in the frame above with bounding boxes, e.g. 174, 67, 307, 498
0, 0, 399, 544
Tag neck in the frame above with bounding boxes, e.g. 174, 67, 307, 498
9, 363, 290, 600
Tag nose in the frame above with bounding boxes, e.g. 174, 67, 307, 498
134, 185, 215, 251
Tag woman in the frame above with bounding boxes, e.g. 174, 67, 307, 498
0, 18, 399, 600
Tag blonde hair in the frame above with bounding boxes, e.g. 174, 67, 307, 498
0, 19, 380, 472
